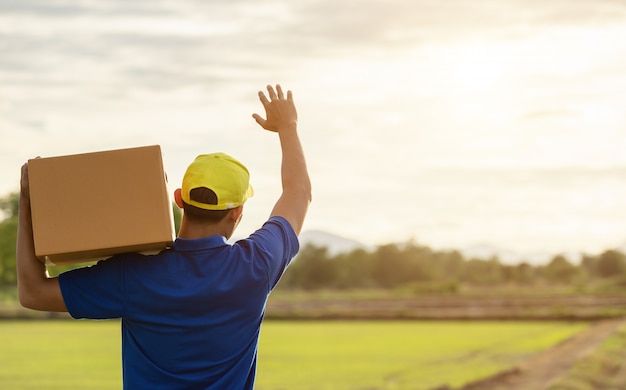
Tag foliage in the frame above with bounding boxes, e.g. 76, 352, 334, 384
0, 192, 19, 220
279, 244, 334, 289
595, 250, 626, 278
172, 202, 182, 235
544, 255, 580, 283
0, 193, 18, 285
276, 243, 626, 292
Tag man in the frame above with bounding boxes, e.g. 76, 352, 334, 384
16, 84, 311, 389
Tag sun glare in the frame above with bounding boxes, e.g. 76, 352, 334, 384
444, 44, 507, 92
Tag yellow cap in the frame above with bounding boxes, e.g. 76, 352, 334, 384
181, 153, 254, 210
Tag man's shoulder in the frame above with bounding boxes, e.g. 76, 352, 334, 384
235, 216, 299, 255
263, 216, 296, 234
251, 216, 297, 242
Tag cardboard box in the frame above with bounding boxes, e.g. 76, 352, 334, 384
28, 145, 175, 265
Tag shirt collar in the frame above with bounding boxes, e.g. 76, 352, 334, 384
173, 235, 229, 252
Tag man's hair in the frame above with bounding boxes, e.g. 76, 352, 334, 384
182, 187, 230, 223
182, 201, 230, 223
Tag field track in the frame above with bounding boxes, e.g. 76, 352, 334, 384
460, 318, 626, 390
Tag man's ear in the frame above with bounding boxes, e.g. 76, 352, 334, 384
174, 188, 183, 209
230, 205, 243, 221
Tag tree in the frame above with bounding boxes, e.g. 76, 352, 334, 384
596, 250, 626, 278
372, 243, 416, 287
423, 247, 465, 282
172, 202, 182, 235
403, 241, 438, 282
0, 193, 19, 285
460, 257, 503, 285
544, 255, 578, 283
279, 244, 335, 290
512, 262, 534, 285
580, 254, 597, 277
333, 248, 375, 289
0, 192, 19, 220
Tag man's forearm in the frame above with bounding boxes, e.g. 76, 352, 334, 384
16, 193, 66, 312
270, 123, 312, 234
16, 195, 48, 306
278, 124, 310, 197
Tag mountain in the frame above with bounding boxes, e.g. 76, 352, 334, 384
299, 230, 368, 255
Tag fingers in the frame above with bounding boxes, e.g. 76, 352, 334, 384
251, 113, 266, 127
267, 85, 278, 101
262, 84, 289, 101
21, 162, 30, 178
20, 162, 31, 198
276, 85, 284, 100
258, 90, 270, 106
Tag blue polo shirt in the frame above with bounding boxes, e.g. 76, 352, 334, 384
59, 216, 299, 389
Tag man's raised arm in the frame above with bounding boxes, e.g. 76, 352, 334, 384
252, 84, 312, 235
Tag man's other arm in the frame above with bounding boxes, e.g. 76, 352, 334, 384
16, 162, 67, 312
253, 84, 312, 235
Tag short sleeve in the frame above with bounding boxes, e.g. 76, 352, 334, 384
58, 255, 127, 319
242, 216, 300, 290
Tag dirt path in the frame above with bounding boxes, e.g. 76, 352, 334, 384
461, 318, 626, 390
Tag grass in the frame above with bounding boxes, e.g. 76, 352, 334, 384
256, 321, 588, 390
0, 320, 122, 389
0, 319, 588, 390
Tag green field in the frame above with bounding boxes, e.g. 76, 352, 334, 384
0, 320, 588, 390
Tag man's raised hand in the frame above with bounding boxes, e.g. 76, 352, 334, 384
252, 84, 297, 132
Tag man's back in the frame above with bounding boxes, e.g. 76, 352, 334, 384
59, 217, 299, 389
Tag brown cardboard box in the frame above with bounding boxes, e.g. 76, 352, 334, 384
28, 145, 175, 265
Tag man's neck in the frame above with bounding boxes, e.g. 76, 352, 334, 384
177, 219, 232, 240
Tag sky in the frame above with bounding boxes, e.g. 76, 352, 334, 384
1, 0, 625, 264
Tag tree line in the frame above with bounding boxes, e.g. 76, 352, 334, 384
1, 192, 625, 291
275, 240, 626, 292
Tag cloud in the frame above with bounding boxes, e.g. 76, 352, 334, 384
1, 0, 625, 256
